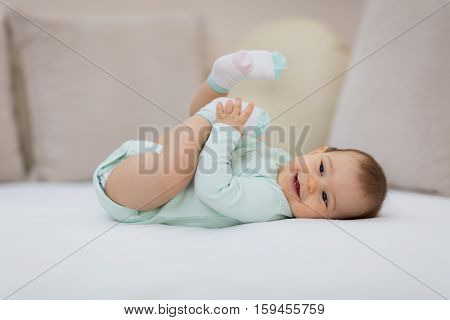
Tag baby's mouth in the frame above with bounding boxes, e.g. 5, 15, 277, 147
293, 172, 301, 200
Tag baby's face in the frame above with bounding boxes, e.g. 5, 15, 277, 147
277, 147, 367, 219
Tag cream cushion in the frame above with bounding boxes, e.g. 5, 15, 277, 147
0, 11, 24, 180
9, 13, 204, 181
229, 18, 350, 154
328, 0, 450, 196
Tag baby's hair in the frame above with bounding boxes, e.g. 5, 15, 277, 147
325, 147, 387, 220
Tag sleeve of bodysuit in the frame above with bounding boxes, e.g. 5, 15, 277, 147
194, 122, 289, 223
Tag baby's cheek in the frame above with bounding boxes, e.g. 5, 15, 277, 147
291, 199, 323, 219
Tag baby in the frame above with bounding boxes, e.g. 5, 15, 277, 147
93, 50, 387, 228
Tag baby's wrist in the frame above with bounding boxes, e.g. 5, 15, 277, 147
213, 122, 242, 140
215, 120, 242, 135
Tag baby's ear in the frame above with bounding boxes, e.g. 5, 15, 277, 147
309, 145, 330, 154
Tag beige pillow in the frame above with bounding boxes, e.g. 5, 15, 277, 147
9, 12, 204, 181
0, 11, 25, 181
229, 18, 349, 155
328, 0, 450, 196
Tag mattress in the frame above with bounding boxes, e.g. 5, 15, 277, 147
1, 182, 449, 299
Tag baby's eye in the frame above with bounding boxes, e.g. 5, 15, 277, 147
319, 161, 325, 176
322, 191, 328, 207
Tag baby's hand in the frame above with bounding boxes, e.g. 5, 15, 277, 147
215, 98, 254, 135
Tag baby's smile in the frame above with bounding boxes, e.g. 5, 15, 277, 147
293, 171, 301, 200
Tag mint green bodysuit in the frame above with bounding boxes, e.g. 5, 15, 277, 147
93, 123, 293, 228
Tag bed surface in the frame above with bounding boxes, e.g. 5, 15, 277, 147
1, 182, 449, 299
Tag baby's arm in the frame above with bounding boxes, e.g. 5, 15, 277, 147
194, 100, 287, 222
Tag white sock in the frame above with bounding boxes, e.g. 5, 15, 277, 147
196, 97, 270, 137
207, 50, 287, 93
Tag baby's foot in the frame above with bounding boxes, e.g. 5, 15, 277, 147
196, 97, 270, 137
207, 50, 287, 93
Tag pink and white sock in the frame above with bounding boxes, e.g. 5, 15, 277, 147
207, 50, 287, 93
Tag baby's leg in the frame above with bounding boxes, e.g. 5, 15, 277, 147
105, 79, 229, 212
189, 80, 227, 116
105, 115, 213, 211
105, 50, 286, 212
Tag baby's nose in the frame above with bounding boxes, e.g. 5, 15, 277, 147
307, 175, 318, 193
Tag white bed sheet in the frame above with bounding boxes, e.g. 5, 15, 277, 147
0, 182, 449, 299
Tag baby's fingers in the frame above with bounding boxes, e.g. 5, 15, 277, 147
224, 99, 234, 114
240, 102, 254, 122
216, 102, 224, 117
232, 98, 242, 116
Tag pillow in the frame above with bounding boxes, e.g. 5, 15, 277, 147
8, 12, 204, 181
0, 11, 25, 181
229, 18, 349, 155
327, 0, 450, 196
